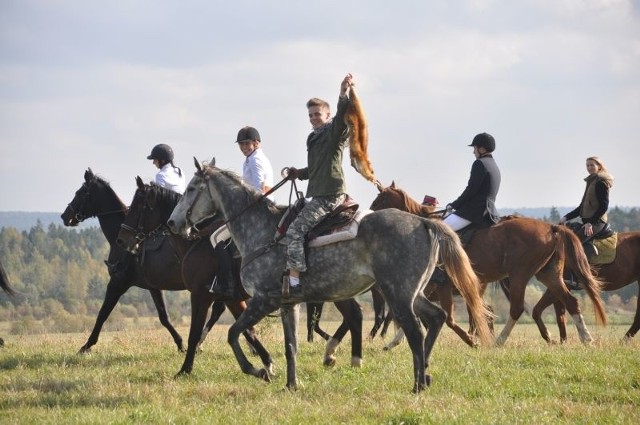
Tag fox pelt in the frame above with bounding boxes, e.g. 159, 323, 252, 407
344, 87, 377, 184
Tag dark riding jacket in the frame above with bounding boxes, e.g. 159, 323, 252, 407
297, 95, 350, 198
565, 172, 612, 225
450, 153, 501, 224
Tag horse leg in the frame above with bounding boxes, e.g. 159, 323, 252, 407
79, 279, 131, 353
414, 294, 447, 391
383, 322, 404, 351
495, 276, 529, 346
536, 267, 593, 344
306, 303, 317, 342
307, 302, 330, 342
437, 283, 477, 347
380, 310, 394, 338
391, 309, 426, 392
149, 288, 185, 352
225, 300, 274, 375
368, 286, 387, 340
176, 290, 214, 376
531, 289, 556, 344
554, 301, 568, 343
325, 299, 363, 368
199, 301, 226, 347
281, 303, 300, 390
623, 283, 640, 340
227, 297, 278, 383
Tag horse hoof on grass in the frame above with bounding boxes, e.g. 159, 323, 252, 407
323, 356, 336, 367
258, 368, 271, 382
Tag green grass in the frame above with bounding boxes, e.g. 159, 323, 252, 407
1, 321, 638, 424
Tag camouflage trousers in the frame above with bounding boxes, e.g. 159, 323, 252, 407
285, 193, 346, 272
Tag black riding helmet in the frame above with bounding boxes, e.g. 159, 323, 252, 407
147, 144, 174, 162
468, 133, 495, 152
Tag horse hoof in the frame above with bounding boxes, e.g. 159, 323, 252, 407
351, 357, 362, 368
258, 368, 271, 382
174, 369, 191, 378
425, 374, 432, 387
78, 347, 91, 355
323, 356, 336, 367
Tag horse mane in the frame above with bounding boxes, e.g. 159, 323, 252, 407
149, 183, 182, 208
345, 87, 376, 184
90, 173, 127, 211
202, 164, 284, 214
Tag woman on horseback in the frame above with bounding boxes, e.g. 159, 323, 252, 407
147, 143, 186, 194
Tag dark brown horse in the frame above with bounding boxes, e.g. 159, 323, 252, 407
530, 230, 640, 342
370, 182, 607, 346
61, 169, 186, 353
1, 259, 16, 347
115, 176, 274, 376
61, 169, 241, 360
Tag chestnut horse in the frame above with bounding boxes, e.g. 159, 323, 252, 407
370, 182, 607, 346
530, 230, 640, 342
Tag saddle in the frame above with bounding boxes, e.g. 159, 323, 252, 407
275, 195, 361, 244
456, 215, 497, 247
566, 221, 617, 264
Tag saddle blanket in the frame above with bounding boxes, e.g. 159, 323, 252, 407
212, 209, 373, 249
210, 225, 231, 246
592, 233, 617, 265
308, 209, 372, 248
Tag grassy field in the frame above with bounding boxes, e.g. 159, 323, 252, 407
1, 319, 638, 424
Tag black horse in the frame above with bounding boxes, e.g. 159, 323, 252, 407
1, 259, 16, 347
61, 168, 218, 355
116, 177, 274, 375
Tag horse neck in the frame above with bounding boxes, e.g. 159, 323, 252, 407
95, 189, 127, 245
225, 202, 280, 256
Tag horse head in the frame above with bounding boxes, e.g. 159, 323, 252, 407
117, 177, 183, 253
168, 157, 219, 238
62, 168, 124, 226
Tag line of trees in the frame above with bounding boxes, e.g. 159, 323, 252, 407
1, 208, 639, 335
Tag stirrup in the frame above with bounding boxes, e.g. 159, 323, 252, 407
282, 273, 291, 299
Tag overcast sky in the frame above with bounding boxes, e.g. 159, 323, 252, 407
1, 0, 638, 214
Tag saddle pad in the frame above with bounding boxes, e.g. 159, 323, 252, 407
592, 233, 617, 265
211, 225, 231, 246
308, 209, 372, 248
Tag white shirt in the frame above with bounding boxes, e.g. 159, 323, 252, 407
243, 147, 274, 200
155, 163, 186, 194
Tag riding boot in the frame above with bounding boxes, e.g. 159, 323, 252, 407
430, 267, 448, 286
563, 269, 581, 291
582, 241, 598, 262
210, 242, 234, 298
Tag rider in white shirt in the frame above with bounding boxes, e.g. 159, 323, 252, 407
209, 126, 275, 298
237, 126, 274, 200
147, 144, 186, 194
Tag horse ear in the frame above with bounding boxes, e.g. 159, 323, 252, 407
193, 157, 201, 172
210, 157, 216, 167
390, 180, 396, 189
85, 168, 94, 182
136, 176, 144, 189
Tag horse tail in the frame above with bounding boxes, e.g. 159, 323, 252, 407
426, 220, 494, 346
0, 261, 16, 297
555, 225, 607, 326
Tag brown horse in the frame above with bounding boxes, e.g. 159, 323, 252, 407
530, 231, 640, 342
370, 182, 607, 346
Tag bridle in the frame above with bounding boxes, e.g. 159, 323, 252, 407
184, 168, 290, 231
119, 186, 156, 244
66, 181, 125, 223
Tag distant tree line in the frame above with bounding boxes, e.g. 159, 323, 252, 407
1, 208, 639, 334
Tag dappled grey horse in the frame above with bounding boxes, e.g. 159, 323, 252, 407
168, 158, 493, 392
